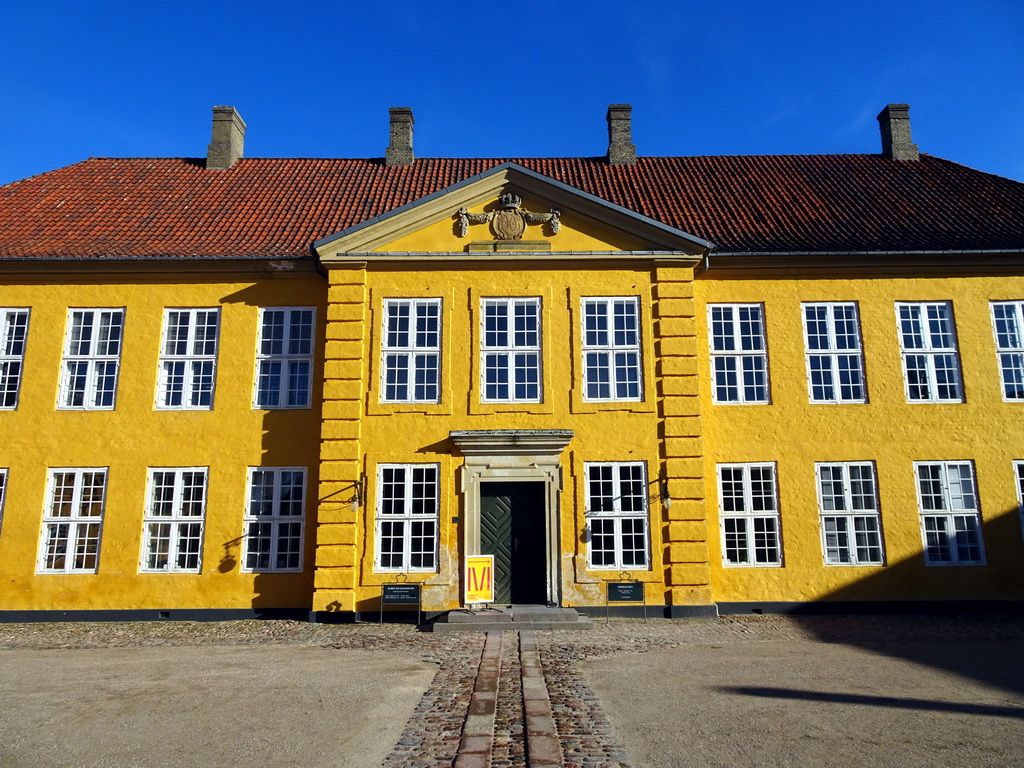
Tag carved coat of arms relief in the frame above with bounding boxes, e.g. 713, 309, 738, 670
456, 192, 561, 240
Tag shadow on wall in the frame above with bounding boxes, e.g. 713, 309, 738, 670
803, 504, 1023, 606
243, 409, 324, 615
224, 277, 328, 617
740, 506, 1024, 700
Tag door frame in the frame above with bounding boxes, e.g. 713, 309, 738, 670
450, 429, 573, 606
479, 481, 547, 605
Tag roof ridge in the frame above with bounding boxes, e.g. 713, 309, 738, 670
59, 153, 936, 163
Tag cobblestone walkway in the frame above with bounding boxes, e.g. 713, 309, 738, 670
381, 629, 635, 768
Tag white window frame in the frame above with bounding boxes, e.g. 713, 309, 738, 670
58, 308, 124, 410
585, 462, 650, 570
914, 461, 985, 566
1013, 461, 1024, 541
581, 297, 643, 402
37, 468, 107, 574
0, 468, 6, 535
242, 467, 306, 572
481, 297, 542, 403
802, 302, 867, 404
156, 308, 220, 410
375, 463, 439, 572
0, 308, 30, 409
991, 301, 1024, 401
708, 304, 770, 404
254, 307, 315, 409
815, 462, 884, 566
381, 298, 441, 403
140, 468, 208, 573
896, 302, 963, 403
717, 463, 782, 566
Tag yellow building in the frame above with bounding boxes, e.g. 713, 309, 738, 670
0, 104, 1022, 622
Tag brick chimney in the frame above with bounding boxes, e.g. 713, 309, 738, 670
606, 104, 636, 165
206, 106, 246, 170
877, 103, 919, 161
385, 107, 414, 166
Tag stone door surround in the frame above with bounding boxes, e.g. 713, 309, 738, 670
450, 430, 573, 606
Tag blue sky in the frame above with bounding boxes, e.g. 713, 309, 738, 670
2, 1, 1022, 186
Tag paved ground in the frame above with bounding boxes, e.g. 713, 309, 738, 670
585, 630, 1024, 767
0, 615, 1022, 767
0, 646, 435, 768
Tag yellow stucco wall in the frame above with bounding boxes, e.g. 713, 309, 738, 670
697, 272, 1024, 603
316, 261, 687, 613
318, 200, 1024, 615
0, 270, 325, 611
4, 212, 1022, 618
314, 204, 710, 614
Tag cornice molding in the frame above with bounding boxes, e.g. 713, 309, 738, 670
318, 251, 702, 268
705, 250, 1024, 278
449, 429, 574, 456
0, 257, 320, 279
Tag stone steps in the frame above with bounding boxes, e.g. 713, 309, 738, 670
432, 605, 594, 633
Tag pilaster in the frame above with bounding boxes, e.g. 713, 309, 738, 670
655, 266, 713, 606
313, 265, 367, 613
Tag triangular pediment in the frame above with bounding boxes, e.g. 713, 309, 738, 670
314, 162, 712, 262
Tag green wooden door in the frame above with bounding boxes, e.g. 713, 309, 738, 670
479, 482, 547, 604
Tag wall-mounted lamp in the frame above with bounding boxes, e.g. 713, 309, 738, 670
348, 473, 366, 514
659, 470, 672, 511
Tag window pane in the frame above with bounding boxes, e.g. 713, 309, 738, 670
256, 308, 314, 409
720, 464, 781, 566
41, 469, 107, 573
376, 464, 439, 572
142, 469, 207, 572
481, 299, 541, 403
724, 518, 748, 564
585, 463, 649, 569
710, 305, 768, 404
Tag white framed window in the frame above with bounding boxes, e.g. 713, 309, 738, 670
896, 302, 963, 403
1015, 461, 1024, 536
581, 298, 643, 401
585, 462, 650, 569
376, 464, 438, 572
58, 309, 124, 410
0, 309, 30, 409
914, 461, 984, 565
802, 303, 866, 403
141, 468, 208, 573
243, 467, 306, 572
38, 468, 107, 573
816, 462, 884, 565
0, 468, 6, 535
991, 301, 1024, 401
156, 309, 220, 409
718, 463, 781, 566
254, 308, 315, 409
481, 297, 541, 403
381, 298, 441, 403
708, 304, 769, 404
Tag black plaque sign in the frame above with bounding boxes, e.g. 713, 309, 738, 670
607, 581, 644, 603
382, 583, 421, 604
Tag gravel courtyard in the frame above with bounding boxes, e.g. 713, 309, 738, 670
0, 615, 1021, 767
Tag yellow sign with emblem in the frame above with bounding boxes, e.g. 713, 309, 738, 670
464, 555, 495, 604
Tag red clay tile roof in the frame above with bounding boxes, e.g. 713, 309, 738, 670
2, 155, 1023, 258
